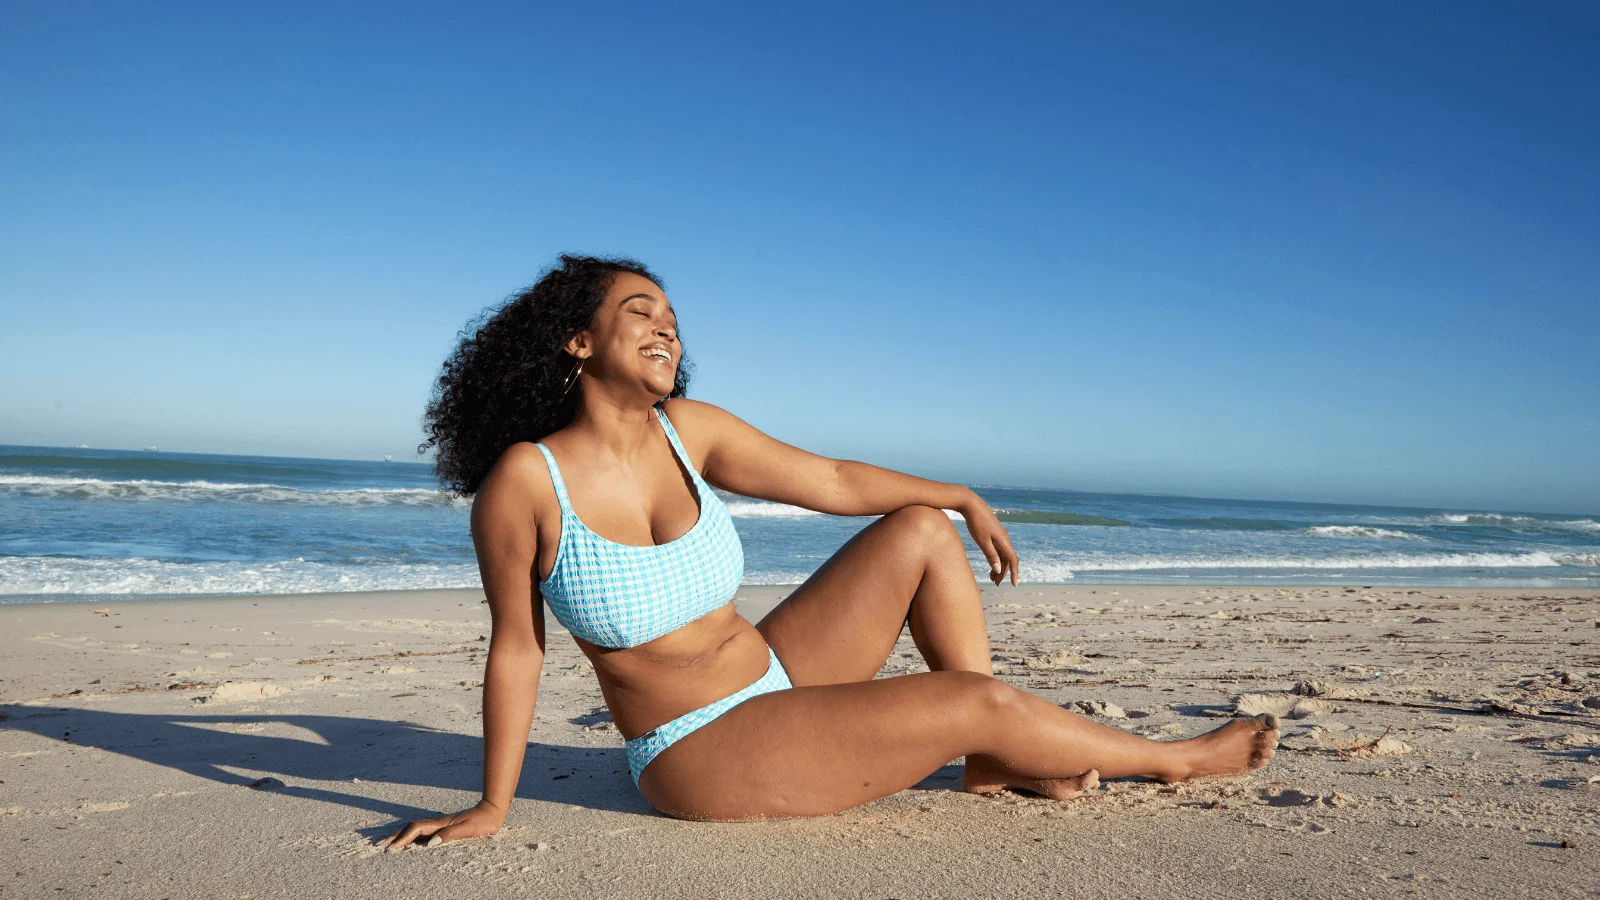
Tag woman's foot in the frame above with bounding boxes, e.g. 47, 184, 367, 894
1158, 714, 1278, 783
962, 758, 1100, 800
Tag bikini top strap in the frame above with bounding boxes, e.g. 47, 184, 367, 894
654, 406, 700, 478
532, 443, 574, 515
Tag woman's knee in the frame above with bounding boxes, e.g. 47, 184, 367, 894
947, 671, 1027, 722
882, 505, 964, 555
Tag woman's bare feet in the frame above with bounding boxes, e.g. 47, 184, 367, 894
1158, 713, 1279, 783
963, 759, 1101, 800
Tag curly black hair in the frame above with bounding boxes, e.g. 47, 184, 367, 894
420, 254, 690, 496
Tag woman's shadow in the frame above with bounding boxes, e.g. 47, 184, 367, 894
0, 701, 655, 840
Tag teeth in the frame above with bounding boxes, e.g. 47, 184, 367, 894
644, 348, 670, 361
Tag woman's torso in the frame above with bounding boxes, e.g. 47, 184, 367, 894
529, 405, 772, 739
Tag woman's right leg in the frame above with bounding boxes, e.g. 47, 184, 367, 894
639, 670, 1278, 822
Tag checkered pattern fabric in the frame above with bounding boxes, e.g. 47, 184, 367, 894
534, 407, 745, 649
624, 646, 792, 784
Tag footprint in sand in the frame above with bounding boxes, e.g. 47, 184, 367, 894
77, 802, 130, 813
199, 682, 290, 704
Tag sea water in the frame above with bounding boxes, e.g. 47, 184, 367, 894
2, 445, 1596, 602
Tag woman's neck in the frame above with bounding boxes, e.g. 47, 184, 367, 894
564, 391, 664, 460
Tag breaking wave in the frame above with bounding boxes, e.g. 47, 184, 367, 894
720, 499, 965, 521
1303, 525, 1424, 541
0, 475, 463, 507
720, 499, 822, 518
1421, 513, 1600, 532
1010, 550, 1600, 583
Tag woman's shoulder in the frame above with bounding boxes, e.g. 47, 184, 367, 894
471, 442, 558, 523
659, 397, 733, 432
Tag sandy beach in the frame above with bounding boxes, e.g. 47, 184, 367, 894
3, 584, 1598, 898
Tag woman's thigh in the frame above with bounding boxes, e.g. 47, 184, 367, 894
756, 505, 974, 686
639, 670, 996, 820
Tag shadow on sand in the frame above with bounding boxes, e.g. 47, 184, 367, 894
0, 702, 656, 834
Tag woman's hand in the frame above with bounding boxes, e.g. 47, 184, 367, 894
958, 496, 1020, 586
383, 799, 506, 851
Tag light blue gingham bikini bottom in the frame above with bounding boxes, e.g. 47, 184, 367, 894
624, 645, 792, 785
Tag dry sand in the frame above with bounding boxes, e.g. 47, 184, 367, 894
3, 584, 1598, 898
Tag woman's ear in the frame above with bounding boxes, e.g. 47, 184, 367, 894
563, 331, 592, 360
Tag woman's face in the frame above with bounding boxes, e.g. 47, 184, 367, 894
569, 272, 680, 400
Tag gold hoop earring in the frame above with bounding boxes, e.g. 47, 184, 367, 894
560, 358, 584, 398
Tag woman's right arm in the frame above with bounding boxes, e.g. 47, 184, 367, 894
385, 444, 549, 849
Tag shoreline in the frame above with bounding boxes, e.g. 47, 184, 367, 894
4, 584, 1598, 897
6, 576, 1600, 608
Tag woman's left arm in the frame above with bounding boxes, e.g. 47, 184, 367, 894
670, 399, 1020, 585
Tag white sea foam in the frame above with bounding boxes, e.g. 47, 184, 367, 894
0, 556, 482, 599
720, 500, 968, 521
1008, 550, 1599, 583
0, 475, 463, 507
741, 569, 822, 585
1303, 525, 1424, 541
721, 500, 822, 518
1419, 513, 1600, 532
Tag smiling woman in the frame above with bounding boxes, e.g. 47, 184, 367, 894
387, 254, 1278, 848
419, 255, 691, 498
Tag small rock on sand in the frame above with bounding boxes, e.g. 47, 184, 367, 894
1074, 700, 1127, 719
1293, 680, 1328, 697
1027, 650, 1086, 668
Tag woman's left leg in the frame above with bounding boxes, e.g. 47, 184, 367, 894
755, 504, 1086, 797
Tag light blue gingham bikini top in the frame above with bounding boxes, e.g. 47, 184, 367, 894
532, 406, 745, 649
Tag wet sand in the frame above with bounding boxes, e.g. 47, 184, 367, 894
3, 584, 1598, 898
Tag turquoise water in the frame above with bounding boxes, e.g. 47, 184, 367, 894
2, 445, 1596, 602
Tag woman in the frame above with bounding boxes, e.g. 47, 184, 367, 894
386, 255, 1277, 847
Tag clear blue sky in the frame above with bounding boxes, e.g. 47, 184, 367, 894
2, 2, 1596, 512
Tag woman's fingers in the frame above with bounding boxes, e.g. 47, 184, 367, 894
979, 538, 1003, 584
982, 534, 1020, 586
383, 807, 501, 851
1001, 536, 1020, 585
384, 816, 447, 851
384, 822, 420, 850
972, 531, 998, 582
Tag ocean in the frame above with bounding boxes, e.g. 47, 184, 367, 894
2, 445, 1597, 603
